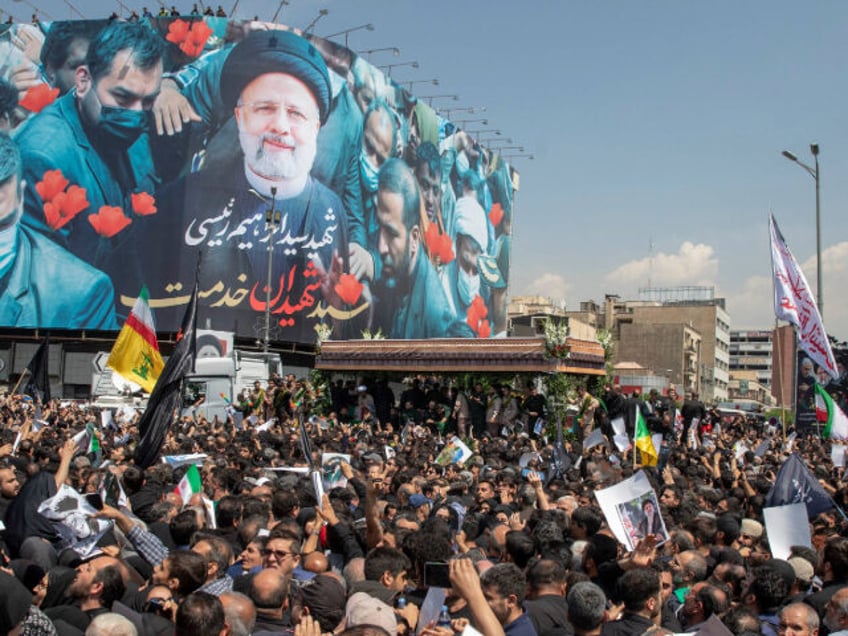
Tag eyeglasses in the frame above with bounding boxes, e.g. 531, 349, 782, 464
264, 548, 297, 560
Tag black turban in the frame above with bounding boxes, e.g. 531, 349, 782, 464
221, 30, 331, 124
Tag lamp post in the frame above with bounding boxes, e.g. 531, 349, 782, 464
441, 106, 485, 118
493, 145, 525, 153
419, 94, 458, 106
454, 118, 488, 127
303, 8, 329, 35
359, 46, 400, 59
379, 60, 419, 75
478, 136, 510, 145
403, 78, 439, 91
270, 0, 289, 23
325, 23, 374, 48
502, 153, 534, 161
248, 187, 282, 352
782, 144, 822, 315
466, 129, 500, 137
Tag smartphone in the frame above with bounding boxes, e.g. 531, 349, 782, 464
84, 493, 104, 511
423, 561, 451, 589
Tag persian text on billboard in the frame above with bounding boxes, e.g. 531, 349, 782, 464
0, 18, 516, 344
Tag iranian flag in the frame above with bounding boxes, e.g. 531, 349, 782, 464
175, 464, 202, 505
107, 287, 164, 393
817, 384, 848, 440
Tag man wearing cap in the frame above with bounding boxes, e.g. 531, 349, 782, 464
145, 29, 348, 343
0, 132, 117, 329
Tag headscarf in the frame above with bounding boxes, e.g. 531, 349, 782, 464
0, 570, 32, 634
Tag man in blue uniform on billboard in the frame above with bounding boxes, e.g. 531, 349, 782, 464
0, 132, 117, 329
371, 158, 472, 339
146, 30, 349, 342
15, 21, 164, 291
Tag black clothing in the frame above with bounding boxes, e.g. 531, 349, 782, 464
524, 594, 572, 636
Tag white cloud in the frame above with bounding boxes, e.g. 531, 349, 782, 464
801, 241, 848, 340
524, 272, 570, 303
727, 241, 848, 338
605, 242, 718, 288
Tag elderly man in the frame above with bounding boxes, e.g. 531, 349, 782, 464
780, 602, 820, 636
146, 30, 348, 342
368, 158, 472, 339
17, 21, 164, 294
0, 132, 116, 329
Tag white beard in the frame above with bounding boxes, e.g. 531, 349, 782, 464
239, 130, 316, 181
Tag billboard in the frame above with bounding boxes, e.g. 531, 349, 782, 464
795, 346, 848, 433
0, 17, 517, 345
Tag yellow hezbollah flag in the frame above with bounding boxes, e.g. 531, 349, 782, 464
107, 287, 164, 393
634, 403, 658, 467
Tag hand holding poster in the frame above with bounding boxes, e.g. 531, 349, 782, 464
435, 436, 473, 466
595, 470, 668, 551
322, 453, 351, 491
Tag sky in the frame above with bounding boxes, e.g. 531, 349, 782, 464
17, 0, 848, 340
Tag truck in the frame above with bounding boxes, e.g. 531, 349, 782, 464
181, 350, 284, 421
91, 349, 290, 421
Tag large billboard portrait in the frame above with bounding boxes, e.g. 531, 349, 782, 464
0, 17, 517, 345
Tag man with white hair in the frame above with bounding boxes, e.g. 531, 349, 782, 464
85, 613, 138, 636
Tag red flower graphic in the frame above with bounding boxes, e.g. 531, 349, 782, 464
424, 223, 455, 265
488, 202, 504, 228
165, 19, 191, 45
62, 185, 90, 217
131, 192, 157, 216
477, 319, 492, 339
181, 20, 213, 58
466, 294, 490, 338
35, 169, 69, 203
19, 83, 59, 113
89, 206, 132, 238
43, 185, 89, 230
166, 19, 213, 58
334, 273, 363, 305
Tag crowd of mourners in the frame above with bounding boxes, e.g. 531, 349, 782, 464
0, 373, 847, 636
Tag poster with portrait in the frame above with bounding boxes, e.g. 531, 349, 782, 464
1, 17, 517, 345
795, 347, 848, 433
321, 452, 351, 490
595, 470, 668, 552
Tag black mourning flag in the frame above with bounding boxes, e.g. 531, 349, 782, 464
24, 338, 51, 403
765, 452, 833, 518
134, 283, 198, 469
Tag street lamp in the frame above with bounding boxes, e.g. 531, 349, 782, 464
247, 187, 282, 353
503, 153, 534, 160
303, 8, 329, 35
479, 136, 510, 145
782, 144, 822, 315
378, 60, 419, 75
454, 118, 488, 127
325, 23, 374, 48
359, 46, 400, 58
466, 129, 500, 137
270, 0, 289, 23
493, 145, 524, 152
419, 94, 458, 106
441, 106, 485, 118
403, 78, 439, 90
